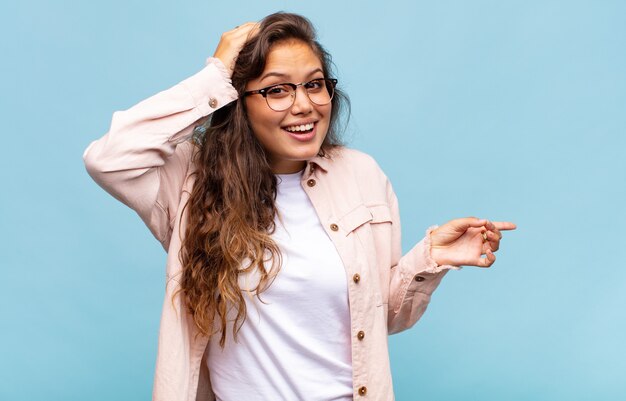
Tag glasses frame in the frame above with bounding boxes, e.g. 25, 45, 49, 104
243, 78, 338, 111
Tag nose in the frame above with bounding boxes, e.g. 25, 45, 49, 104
290, 86, 313, 115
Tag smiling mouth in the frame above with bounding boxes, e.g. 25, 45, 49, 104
284, 122, 315, 133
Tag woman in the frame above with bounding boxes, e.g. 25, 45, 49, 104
84, 12, 515, 401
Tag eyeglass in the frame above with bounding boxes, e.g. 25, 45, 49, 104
243, 78, 338, 112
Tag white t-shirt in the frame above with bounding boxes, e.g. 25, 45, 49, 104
208, 171, 353, 401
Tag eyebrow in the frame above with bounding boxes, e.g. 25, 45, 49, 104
259, 68, 324, 83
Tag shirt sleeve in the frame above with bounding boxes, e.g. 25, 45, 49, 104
83, 58, 238, 249
385, 182, 461, 334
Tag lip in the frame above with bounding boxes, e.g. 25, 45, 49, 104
282, 121, 317, 142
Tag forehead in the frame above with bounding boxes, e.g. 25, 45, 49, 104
258, 40, 323, 82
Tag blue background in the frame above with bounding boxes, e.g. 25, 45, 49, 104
1, 0, 625, 400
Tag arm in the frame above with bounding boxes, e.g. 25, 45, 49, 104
386, 185, 458, 334
83, 58, 238, 248
385, 180, 517, 334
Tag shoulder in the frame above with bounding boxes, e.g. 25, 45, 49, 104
320, 146, 393, 198
327, 146, 386, 176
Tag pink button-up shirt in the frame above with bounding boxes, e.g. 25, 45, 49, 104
83, 58, 456, 401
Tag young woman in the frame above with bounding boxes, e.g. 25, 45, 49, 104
84, 12, 515, 401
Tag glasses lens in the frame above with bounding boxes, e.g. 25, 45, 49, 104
264, 79, 336, 111
266, 84, 294, 111
306, 79, 334, 106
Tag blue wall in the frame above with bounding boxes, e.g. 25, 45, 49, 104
1, 0, 625, 399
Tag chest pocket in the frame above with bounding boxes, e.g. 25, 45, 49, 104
339, 203, 393, 235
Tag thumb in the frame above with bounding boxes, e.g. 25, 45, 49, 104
447, 217, 488, 231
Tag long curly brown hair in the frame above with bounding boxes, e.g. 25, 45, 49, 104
179, 12, 349, 347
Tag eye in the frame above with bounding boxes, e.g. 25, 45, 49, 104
305, 79, 325, 92
266, 84, 292, 98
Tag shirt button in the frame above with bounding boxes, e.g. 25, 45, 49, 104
358, 386, 367, 396
357, 331, 365, 341
352, 273, 360, 283
208, 97, 218, 108
307, 179, 316, 187
330, 223, 339, 232
415, 275, 425, 282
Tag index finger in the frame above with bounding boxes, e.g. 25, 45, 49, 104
491, 221, 517, 231
232, 21, 259, 39
246, 22, 260, 40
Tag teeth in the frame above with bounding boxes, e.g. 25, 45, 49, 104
285, 123, 314, 132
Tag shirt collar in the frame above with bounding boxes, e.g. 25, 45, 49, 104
305, 153, 333, 176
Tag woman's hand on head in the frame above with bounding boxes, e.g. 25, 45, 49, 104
213, 22, 259, 77
429, 217, 517, 268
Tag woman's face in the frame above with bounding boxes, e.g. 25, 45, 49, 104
245, 40, 331, 174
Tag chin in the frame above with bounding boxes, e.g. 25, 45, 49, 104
295, 144, 324, 160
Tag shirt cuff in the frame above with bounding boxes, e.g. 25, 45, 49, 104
166, 58, 238, 144
180, 58, 238, 117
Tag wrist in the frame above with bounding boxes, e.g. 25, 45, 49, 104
422, 225, 462, 273
428, 227, 452, 266
426, 226, 443, 266
430, 246, 448, 266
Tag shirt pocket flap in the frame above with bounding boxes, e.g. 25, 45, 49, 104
368, 204, 392, 223
339, 204, 373, 234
